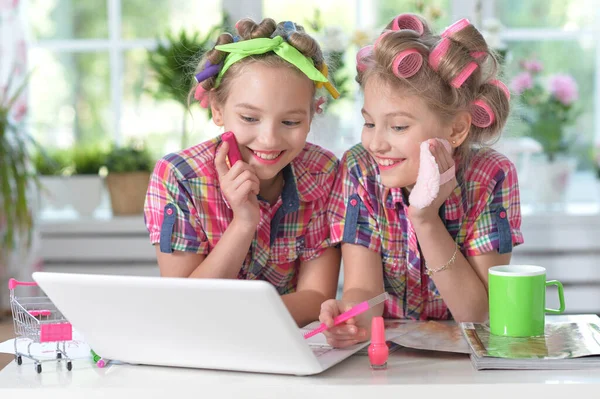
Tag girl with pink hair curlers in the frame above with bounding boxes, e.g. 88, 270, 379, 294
321, 14, 523, 347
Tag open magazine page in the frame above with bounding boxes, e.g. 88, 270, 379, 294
387, 320, 470, 354
461, 321, 600, 360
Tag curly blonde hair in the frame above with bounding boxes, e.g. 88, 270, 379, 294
357, 14, 511, 163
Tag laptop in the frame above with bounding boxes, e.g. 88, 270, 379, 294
32, 272, 367, 376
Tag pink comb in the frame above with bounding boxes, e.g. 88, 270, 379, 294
392, 49, 423, 78
392, 14, 424, 35
303, 292, 389, 339
441, 18, 471, 38
221, 131, 242, 166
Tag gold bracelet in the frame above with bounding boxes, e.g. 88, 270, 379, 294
425, 242, 458, 277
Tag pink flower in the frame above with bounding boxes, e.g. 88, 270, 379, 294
522, 59, 543, 73
548, 74, 578, 106
510, 72, 533, 95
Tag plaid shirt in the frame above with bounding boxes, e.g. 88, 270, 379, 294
144, 136, 339, 294
328, 144, 524, 320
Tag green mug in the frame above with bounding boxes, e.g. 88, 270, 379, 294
489, 265, 565, 337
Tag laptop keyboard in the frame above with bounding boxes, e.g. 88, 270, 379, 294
308, 343, 335, 357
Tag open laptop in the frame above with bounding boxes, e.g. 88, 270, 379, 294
32, 272, 367, 376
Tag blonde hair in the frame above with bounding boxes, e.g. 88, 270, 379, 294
189, 18, 325, 107
357, 14, 511, 164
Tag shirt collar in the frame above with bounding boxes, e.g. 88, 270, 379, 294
384, 186, 407, 209
288, 157, 328, 203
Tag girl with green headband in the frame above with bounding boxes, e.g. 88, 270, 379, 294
144, 18, 341, 327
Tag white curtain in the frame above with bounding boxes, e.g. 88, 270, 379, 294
1, 0, 40, 311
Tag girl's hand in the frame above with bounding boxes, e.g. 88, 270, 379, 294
318, 299, 369, 348
215, 141, 261, 229
408, 139, 457, 224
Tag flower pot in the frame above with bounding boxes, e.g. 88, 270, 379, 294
529, 155, 577, 210
38, 176, 71, 212
106, 172, 151, 216
64, 175, 104, 218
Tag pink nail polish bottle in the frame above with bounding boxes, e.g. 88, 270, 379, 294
368, 316, 388, 370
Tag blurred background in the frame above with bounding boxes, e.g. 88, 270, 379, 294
1, 0, 600, 320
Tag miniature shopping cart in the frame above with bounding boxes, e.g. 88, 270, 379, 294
9, 278, 73, 373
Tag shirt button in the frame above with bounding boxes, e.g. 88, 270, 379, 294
499, 211, 507, 219
289, 250, 295, 257
190, 208, 197, 215
166, 208, 174, 216
350, 199, 358, 206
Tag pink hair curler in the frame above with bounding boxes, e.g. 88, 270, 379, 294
392, 14, 424, 35
315, 96, 326, 114
392, 49, 423, 78
471, 51, 487, 59
441, 18, 471, 38
428, 38, 450, 71
471, 99, 495, 128
221, 131, 243, 166
194, 84, 210, 108
489, 79, 511, 101
356, 45, 373, 72
373, 31, 392, 50
451, 61, 478, 88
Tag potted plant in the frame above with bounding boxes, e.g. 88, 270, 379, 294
510, 58, 581, 207
67, 146, 107, 218
32, 148, 71, 213
105, 143, 154, 216
146, 16, 229, 149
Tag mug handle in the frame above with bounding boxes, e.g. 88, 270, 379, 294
545, 280, 565, 314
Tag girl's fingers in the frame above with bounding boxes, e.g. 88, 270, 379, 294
232, 170, 260, 191
432, 141, 449, 172
236, 181, 257, 201
215, 141, 230, 177
440, 140, 454, 170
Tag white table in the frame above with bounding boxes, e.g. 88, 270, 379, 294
1, 346, 599, 397
2, 315, 600, 397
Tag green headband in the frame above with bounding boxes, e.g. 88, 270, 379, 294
214, 36, 329, 88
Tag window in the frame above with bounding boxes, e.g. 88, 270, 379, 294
27, 0, 222, 156
25, 0, 600, 188
495, 0, 597, 171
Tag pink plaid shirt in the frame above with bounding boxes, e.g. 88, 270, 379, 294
328, 144, 524, 320
144, 135, 339, 294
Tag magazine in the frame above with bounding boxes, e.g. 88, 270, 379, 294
387, 320, 471, 354
461, 315, 600, 370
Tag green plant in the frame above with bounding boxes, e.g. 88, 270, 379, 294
0, 68, 36, 252
33, 149, 71, 176
72, 146, 107, 175
105, 144, 154, 174
146, 16, 230, 148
